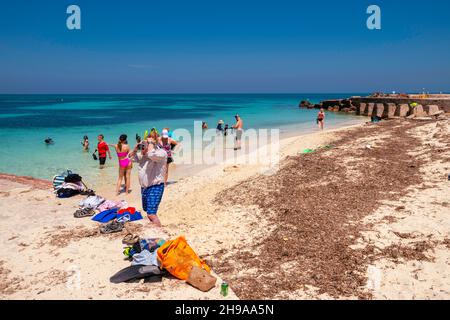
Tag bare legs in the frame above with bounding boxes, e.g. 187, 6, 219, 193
234, 129, 243, 150
116, 167, 125, 195
125, 165, 132, 193
235, 139, 241, 150
318, 120, 324, 130
116, 164, 132, 195
164, 164, 169, 186
148, 214, 162, 227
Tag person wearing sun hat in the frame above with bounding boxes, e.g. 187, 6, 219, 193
216, 119, 224, 134
157, 129, 178, 186
129, 139, 167, 227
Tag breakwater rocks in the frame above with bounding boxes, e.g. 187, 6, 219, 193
299, 96, 449, 120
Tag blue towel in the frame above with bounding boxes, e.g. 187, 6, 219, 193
116, 210, 143, 222
92, 208, 118, 223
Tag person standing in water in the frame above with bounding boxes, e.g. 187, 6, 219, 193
94, 134, 111, 169
109, 134, 133, 195
216, 120, 224, 135
317, 108, 326, 130
130, 139, 167, 227
81, 135, 89, 151
158, 129, 178, 186
232, 114, 243, 150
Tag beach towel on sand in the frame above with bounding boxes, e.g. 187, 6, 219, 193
92, 207, 143, 223
52, 170, 73, 190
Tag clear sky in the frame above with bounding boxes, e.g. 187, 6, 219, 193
1, 0, 449, 93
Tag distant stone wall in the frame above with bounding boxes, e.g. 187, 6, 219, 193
299, 96, 449, 120
351, 97, 450, 113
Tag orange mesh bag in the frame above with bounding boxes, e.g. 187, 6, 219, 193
157, 236, 211, 280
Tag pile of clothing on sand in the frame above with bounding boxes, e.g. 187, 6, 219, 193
53, 170, 95, 198
75, 195, 144, 234
111, 235, 217, 292
53, 170, 218, 293
53, 170, 144, 234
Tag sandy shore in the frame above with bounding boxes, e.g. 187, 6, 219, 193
1, 118, 449, 300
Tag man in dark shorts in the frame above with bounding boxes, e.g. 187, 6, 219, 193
94, 134, 111, 169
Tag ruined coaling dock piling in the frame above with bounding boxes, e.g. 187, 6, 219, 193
300, 94, 450, 120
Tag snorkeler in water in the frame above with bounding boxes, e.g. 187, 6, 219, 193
45, 137, 54, 145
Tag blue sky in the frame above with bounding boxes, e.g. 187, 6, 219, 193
1, 0, 449, 93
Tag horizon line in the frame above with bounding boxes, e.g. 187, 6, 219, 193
1, 92, 439, 95
1, 91, 448, 96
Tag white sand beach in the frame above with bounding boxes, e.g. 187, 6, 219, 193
1, 118, 449, 300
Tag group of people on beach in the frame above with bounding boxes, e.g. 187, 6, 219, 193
79, 128, 177, 227
77, 115, 243, 226
203, 114, 244, 150
51, 109, 321, 227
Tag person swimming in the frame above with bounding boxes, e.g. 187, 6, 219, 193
44, 137, 54, 145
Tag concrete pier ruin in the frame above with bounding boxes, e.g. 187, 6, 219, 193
299, 94, 450, 120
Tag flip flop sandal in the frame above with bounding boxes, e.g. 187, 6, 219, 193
74, 208, 95, 218
100, 220, 124, 234
122, 233, 140, 245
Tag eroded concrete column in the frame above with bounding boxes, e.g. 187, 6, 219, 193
357, 103, 367, 116
385, 103, 397, 118
395, 104, 410, 117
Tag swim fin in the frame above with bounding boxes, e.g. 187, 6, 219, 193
110, 265, 164, 284
92, 208, 118, 223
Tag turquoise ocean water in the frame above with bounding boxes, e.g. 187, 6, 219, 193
0, 94, 364, 183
